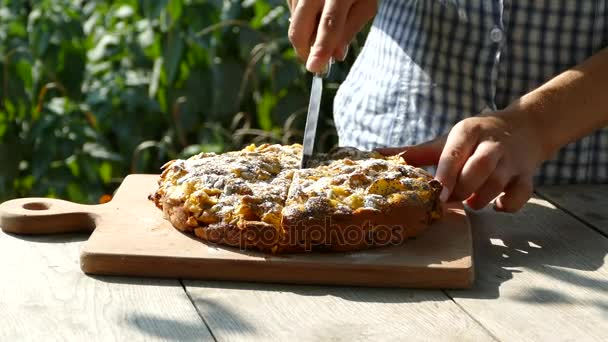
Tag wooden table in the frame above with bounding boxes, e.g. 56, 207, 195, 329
2, 186, 607, 341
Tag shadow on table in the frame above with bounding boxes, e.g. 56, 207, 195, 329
185, 198, 607, 309
449, 199, 607, 305
2, 231, 89, 243
89, 275, 183, 287
184, 278, 449, 305
90, 275, 257, 338
124, 313, 216, 342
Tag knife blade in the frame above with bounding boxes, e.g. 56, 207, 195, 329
301, 76, 322, 168
301, 59, 333, 168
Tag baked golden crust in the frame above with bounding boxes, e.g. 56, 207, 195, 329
150, 144, 443, 254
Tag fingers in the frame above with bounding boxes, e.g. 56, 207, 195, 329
374, 146, 406, 156
307, 0, 351, 72
376, 115, 533, 213
450, 141, 501, 201
375, 135, 446, 167
289, 0, 376, 68
495, 177, 533, 212
289, 0, 324, 62
435, 122, 480, 202
332, 0, 378, 61
464, 161, 510, 210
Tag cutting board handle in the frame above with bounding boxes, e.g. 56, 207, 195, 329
0, 198, 100, 234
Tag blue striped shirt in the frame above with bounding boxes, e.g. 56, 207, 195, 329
334, 0, 608, 185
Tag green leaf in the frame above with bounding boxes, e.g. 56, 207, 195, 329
260, 6, 286, 27
82, 142, 123, 161
149, 57, 162, 97
168, 0, 183, 24
138, 26, 155, 48
58, 43, 86, 98
13, 176, 35, 197
200, 143, 224, 153
0, 112, 7, 139
179, 143, 223, 158
159, 7, 169, 32
8, 21, 27, 37
31, 28, 50, 57
87, 34, 120, 61
66, 155, 80, 177
141, 0, 169, 20
47, 97, 67, 115
15, 60, 33, 90
67, 182, 87, 203
257, 90, 278, 131
250, 1, 271, 28
163, 29, 183, 85
98, 161, 112, 184
180, 144, 203, 156
220, 0, 242, 21
3, 99, 15, 117
0, 134, 22, 182
115, 5, 134, 19
31, 152, 52, 180
272, 90, 307, 126
212, 58, 245, 118
273, 60, 300, 92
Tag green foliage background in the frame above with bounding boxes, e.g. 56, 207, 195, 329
0, 0, 366, 203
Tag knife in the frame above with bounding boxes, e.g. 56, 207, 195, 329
301, 58, 334, 168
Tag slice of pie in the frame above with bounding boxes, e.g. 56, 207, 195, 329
149, 144, 443, 253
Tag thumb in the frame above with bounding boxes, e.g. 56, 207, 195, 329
375, 136, 446, 167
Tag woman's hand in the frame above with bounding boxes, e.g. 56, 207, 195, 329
287, 0, 378, 72
378, 111, 551, 212
377, 47, 608, 212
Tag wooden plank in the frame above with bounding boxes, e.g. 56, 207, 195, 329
537, 185, 608, 235
446, 198, 608, 341
0, 230, 213, 341
0, 175, 474, 289
183, 280, 495, 341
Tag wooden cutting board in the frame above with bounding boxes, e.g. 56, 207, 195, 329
0, 174, 474, 288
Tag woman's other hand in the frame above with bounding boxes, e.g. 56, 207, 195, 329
377, 111, 551, 213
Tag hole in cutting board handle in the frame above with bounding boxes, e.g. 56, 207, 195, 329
0, 198, 98, 234
22, 202, 50, 211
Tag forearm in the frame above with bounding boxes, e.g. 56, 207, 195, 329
506, 47, 608, 160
